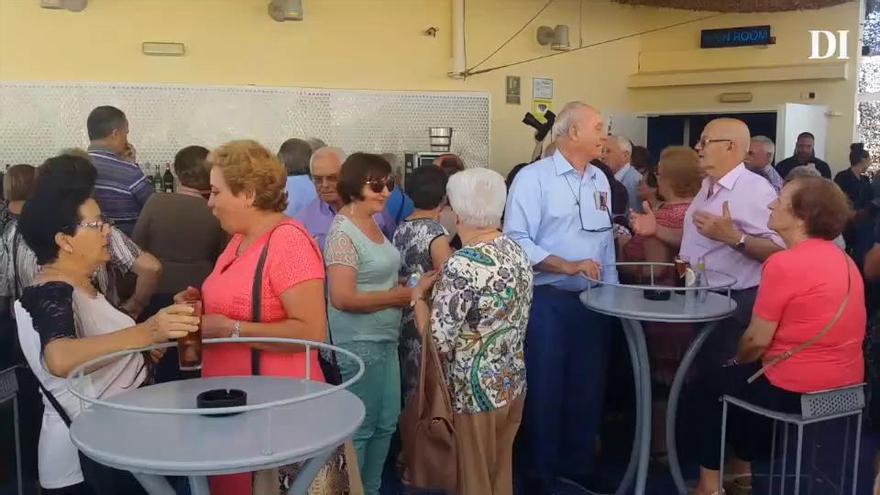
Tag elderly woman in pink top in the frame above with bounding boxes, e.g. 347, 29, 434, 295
692, 177, 864, 495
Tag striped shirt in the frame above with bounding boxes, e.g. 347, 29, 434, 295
89, 148, 153, 235
2, 220, 141, 306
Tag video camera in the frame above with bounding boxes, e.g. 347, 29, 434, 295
522, 110, 556, 142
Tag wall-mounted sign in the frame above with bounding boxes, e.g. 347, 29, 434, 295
506, 76, 521, 105
700, 26, 773, 49
532, 98, 553, 123
532, 78, 554, 99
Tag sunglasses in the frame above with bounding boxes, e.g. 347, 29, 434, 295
365, 176, 396, 194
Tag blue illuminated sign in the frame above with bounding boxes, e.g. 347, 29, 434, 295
701, 26, 773, 49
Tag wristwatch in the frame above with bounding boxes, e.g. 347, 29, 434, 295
230, 320, 241, 339
734, 233, 747, 251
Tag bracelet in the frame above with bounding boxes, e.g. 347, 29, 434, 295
230, 320, 241, 339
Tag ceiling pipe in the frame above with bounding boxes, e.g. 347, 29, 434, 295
450, 0, 466, 78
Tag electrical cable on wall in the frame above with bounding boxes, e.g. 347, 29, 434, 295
467, 0, 556, 72
464, 12, 723, 77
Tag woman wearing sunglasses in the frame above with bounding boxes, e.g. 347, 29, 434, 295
325, 152, 412, 495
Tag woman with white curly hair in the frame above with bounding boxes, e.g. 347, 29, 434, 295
412, 167, 533, 494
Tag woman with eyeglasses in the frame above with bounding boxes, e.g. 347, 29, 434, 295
325, 152, 412, 495
15, 154, 199, 495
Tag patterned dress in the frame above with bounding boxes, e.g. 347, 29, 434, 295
392, 218, 448, 401
430, 235, 533, 414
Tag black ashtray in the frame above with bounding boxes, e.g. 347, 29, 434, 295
197, 388, 247, 416
642, 289, 671, 301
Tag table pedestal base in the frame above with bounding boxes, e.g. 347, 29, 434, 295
614, 319, 721, 495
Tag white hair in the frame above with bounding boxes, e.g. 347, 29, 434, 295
610, 134, 632, 155
751, 135, 776, 160
446, 168, 507, 229
305, 137, 326, 151
551, 101, 596, 141
309, 146, 346, 173
784, 165, 821, 183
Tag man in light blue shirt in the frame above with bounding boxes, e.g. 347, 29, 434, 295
278, 138, 318, 217
504, 101, 616, 494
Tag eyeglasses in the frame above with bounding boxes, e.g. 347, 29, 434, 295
563, 175, 614, 233
365, 176, 396, 194
69, 217, 114, 233
698, 137, 733, 148
311, 174, 338, 186
580, 204, 614, 233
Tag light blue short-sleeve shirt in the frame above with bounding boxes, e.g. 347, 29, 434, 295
503, 151, 618, 291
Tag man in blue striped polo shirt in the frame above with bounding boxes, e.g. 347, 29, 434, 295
87, 106, 153, 235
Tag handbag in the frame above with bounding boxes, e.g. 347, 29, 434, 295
399, 317, 458, 492
747, 253, 852, 384
249, 223, 359, 495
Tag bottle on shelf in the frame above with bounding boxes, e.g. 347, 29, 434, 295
153, 165, 163, 193
143, 162, 153, 189
163, 163, 174, 193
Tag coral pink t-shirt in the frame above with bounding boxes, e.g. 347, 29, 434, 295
754, 239, 865, 393
201, 219, 325, 495
202, 218, 325, 378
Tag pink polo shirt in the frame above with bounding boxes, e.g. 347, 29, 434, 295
680, 163, 782, 290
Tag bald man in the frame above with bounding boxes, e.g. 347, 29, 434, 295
505, 101, 616, 493
631, 118, 783, 486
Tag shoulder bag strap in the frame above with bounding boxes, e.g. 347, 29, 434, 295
33, 373, 72, 427
415, 310, 453, 417
249, 221, 304, 375
747, 254, 852, 384
251, 241, 271, 376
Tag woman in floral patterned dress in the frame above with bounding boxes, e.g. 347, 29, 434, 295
413, 168, 533, 495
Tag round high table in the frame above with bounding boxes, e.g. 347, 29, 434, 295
66, 338, 366, 495
579, 263, 737, 495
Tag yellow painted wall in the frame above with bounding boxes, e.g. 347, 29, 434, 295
0, 0, 861, 172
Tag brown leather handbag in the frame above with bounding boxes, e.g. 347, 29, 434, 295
399, 324, 458, 492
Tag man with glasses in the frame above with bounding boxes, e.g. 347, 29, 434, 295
631, 119, 783, 443
294, 146, 394, 250
505, 101, 617, 494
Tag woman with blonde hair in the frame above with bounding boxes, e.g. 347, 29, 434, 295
621, 146, 702, 282
174, 140, 335, 495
